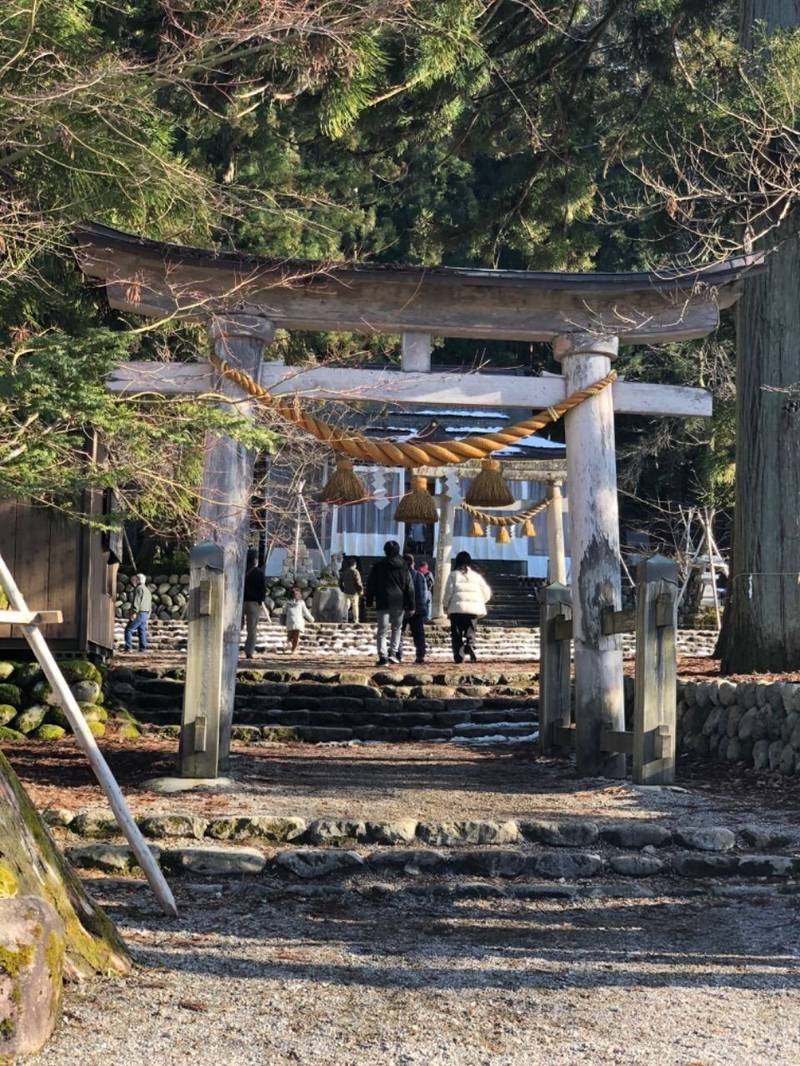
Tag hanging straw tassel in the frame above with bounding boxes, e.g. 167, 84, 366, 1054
319, 457, 368, 504
465, 459, 514, 507
519, 517, 536, 537
468, 518, 484, 537
395, 475, 438, 524
496, 525, 511, 544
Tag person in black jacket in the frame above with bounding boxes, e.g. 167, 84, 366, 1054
399, 553, 429, 664
365, 540, 415, 665
242, 550, 269, 658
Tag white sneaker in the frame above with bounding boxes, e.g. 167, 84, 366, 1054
387, 654, 400, 664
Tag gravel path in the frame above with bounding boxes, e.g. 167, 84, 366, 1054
36, 877, 800, 1066
9, 739, 800, 834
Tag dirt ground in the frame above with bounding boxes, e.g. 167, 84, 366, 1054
6, 736, 800, 833
35, 877, 800, 1066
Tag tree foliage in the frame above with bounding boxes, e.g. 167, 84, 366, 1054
1, 0, 798, 548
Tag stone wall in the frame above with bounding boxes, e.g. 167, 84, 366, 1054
116, 570, 320, 621
677, 678, 800, 776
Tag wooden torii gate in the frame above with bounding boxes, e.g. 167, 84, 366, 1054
74, 223, 760, 779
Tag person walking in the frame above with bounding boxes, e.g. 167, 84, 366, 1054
124, 573, 152, 653
242, 551, 269, 659
338, 556, 364, 623
283, 587, 314, 653
399, 553, 430, 663
416, 561, 434, 621
366, 540, 415, 665
442, 551, 492, 663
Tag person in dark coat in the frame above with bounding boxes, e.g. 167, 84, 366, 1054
365, 540, 415, 665
242, 550, 268, 658
399, 553, 430, 664
338, 556, 364, 623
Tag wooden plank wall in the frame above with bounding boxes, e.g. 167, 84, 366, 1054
0, 499, 86, 650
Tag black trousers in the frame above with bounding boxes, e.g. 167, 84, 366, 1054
449, 614, 477, 662
400, 612, 427, 661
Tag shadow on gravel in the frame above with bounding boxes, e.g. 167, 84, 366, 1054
118, 892, 800, 993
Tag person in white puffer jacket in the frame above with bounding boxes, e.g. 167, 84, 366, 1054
282, 587, 315, 653
442, 551, 492, 663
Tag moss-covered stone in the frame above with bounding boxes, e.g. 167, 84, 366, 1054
79, 703, 107, 723
10, 706, 47, 736
0, 708, 16, 728
44, 707, 68, 730
0, 727, 25, 742
0, 896, 65, 1059
10, 664, 41, 690
0, 751, 130, 976
0, 665, 15, 683
0, 862, 17, 899
59, 661, 103, 686
0, 686, 21, 710
86, 721, 106, 738
32, 725, 66, 742
30, 680, 51, 704
117, 723, 142, 739
69, 680, 101, 705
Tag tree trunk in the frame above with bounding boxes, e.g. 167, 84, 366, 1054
719, 0, 800, 671
0, 751, 130, 978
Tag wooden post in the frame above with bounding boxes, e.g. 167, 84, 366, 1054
553, 333, 625, 778
179, 542, 225, 780
198, 314, 274, 770
546, 479, 567, 584
432, 473, 454, 622
401, 332, 432, 372
538, 582, 572, 753
633, 554, 679, 785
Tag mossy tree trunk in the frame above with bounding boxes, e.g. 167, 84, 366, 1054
718, 0, 800, 672
0, 751, 130, 978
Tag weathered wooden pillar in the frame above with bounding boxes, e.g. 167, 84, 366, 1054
546, 478, 567, 585
432, 473, 454, 622
633, 554, 679, 785
538, 582, 572, 754
553, 333, 625, 778
197, 313, 274, 769
179, 542, 225, 779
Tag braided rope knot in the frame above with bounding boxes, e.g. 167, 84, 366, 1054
207, 350, 616, 467
461, 498, 551, 527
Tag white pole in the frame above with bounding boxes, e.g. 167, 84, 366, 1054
704, 506, 722, 631
300, 493, 328, 567
0, 550, 178, 918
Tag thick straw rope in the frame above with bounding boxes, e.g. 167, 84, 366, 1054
208, 350, 615, 468
460, 498, 550, 528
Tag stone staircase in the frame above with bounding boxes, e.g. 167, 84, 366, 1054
481, 572, 542, 627
109, 663, 540, 744
114, 619, 719, 661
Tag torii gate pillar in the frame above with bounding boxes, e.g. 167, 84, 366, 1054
195, 313, 274, 771
553, 333, 625, 778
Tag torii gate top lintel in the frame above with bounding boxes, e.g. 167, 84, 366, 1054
74, 222, 762, 345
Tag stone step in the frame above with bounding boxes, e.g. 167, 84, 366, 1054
113, 620, 719, 659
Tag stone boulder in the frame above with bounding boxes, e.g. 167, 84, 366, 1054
0, 751, 129, 978
0, 896, 64, 1060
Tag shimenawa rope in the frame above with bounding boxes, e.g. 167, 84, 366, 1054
208, 350, 616, 469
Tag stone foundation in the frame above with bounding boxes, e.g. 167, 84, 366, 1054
677, 679, 800, 776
